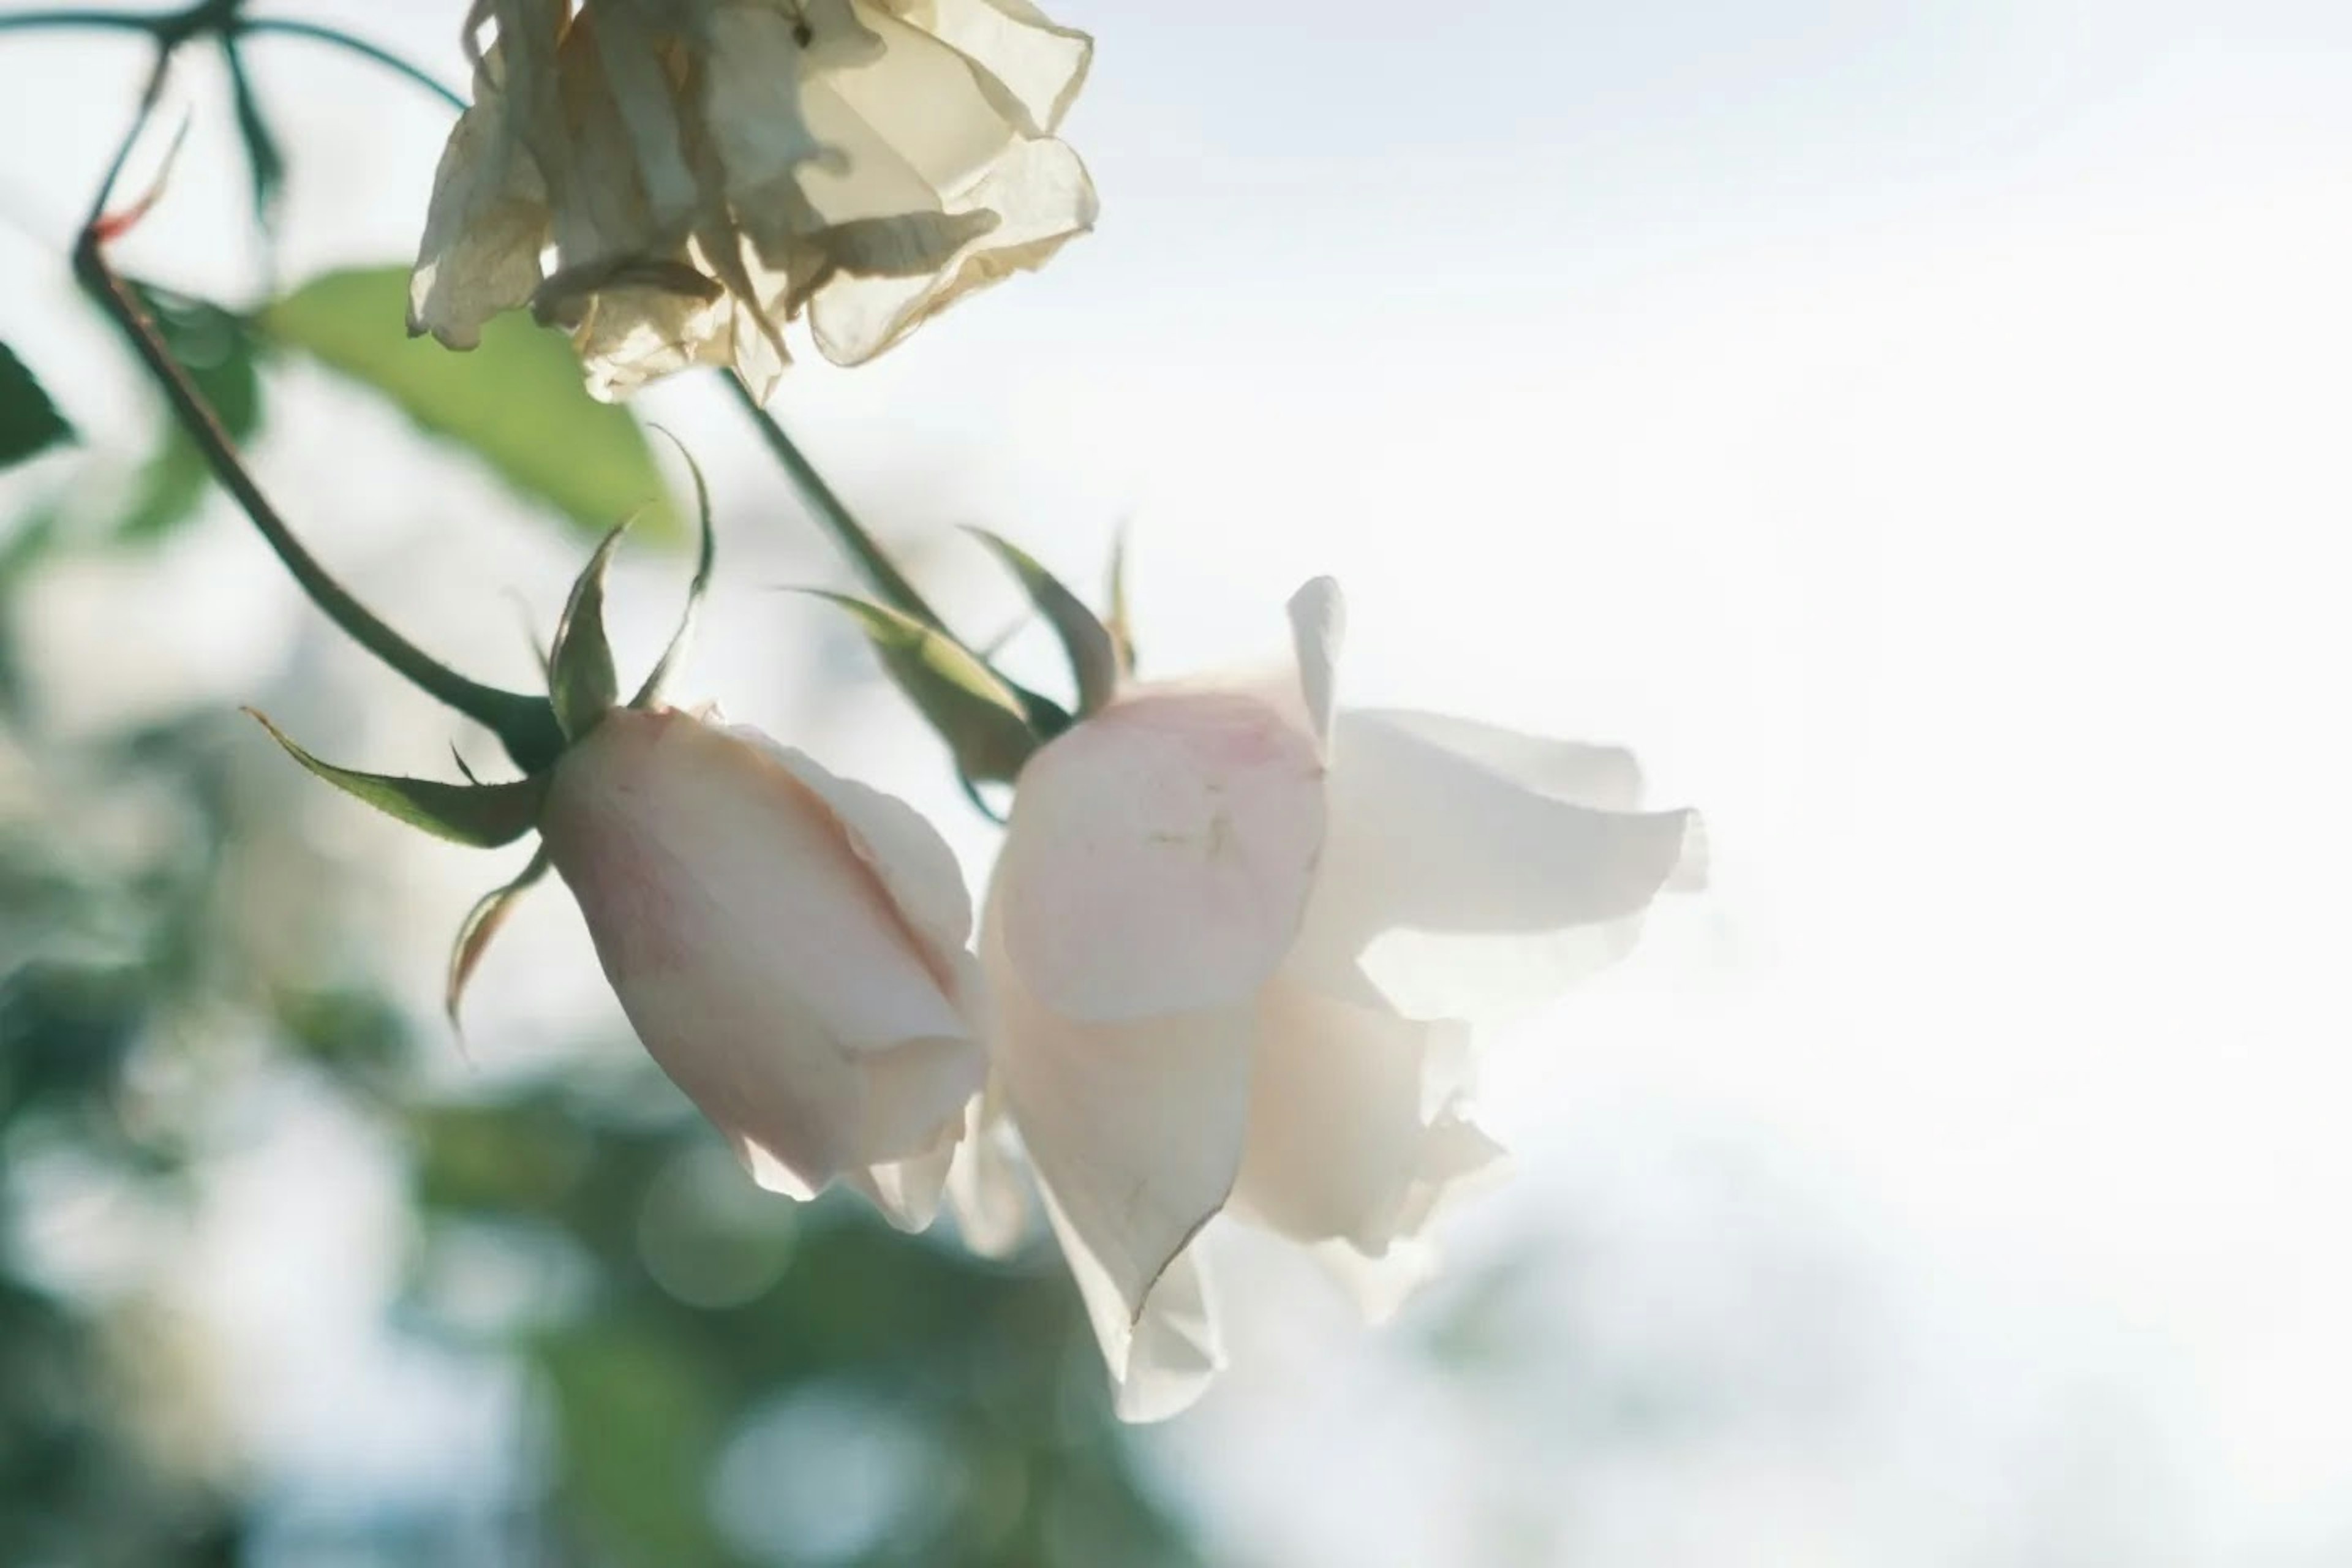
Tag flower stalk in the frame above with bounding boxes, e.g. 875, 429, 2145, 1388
67, 47, 565, 773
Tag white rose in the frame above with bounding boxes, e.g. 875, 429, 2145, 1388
410, 0, 1096, 399
538, 706, 987, 1227
967, 579, 1706, 1419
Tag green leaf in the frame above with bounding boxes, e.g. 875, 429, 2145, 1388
118, 283, 263, 543
804, 591, 1040, 783
246, 709, 547, 848
0, 342, 72, 470
630, 430, 715, 709
967, 528, 1120, 717
447, 846, 551, 1027
548, 521, 628, 740
258, 265, 680, 541
221, 37, 286, 228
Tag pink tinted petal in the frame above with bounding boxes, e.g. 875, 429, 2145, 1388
730, 728, 979, 987
997, 687, 1326, 1022
541, 709, 980, 1200
1228, 978, 1506, 1255
982, 907, 1254, 1320
1289, 709, 1703, 1025
1041, 1181, 1224, 1424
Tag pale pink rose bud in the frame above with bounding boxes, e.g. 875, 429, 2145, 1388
965, 579, 1706, 1420
539, 706, 986, 1229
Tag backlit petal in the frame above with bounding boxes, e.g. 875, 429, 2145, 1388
997, 687, 1325, 1022
1290, 709, 1704, 1025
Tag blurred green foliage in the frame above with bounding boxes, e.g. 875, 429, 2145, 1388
0, 273, 1199, 1567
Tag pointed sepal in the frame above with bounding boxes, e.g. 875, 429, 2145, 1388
0, 341, 74, 471
631, 431, 716, 709
1105, 524, 1137, 674
447, 845, 552, 1028
802, 590, 1041, 783
246, 710, 547, 848
548, 518, 629, 739
966, 529, 1120, 717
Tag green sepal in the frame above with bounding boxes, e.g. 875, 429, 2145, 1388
1105, 524, 1137, 673
630, 431, 715, 709
966, 528, 1121, 718
548, 519, 630, 740
801, 590, 1040, 783
0, 342, 72, 471
246, 709, 547, 848
447, 845, 552, 1028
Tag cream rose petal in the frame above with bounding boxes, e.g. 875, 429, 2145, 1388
883, 0, 1094, 135
540, 709, 982, 1200
407, 31, 551, 346
1226, 976, 1504, 1257
1289, 709, 1705, 1025
1040, 1180, 1224, 1424
982, 907, 1256, 1322
944, 1075, 1031, 1257
995, 687, 1327, 1023
806, 134, 1096, 364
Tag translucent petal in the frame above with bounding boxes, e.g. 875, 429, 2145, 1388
1226, 976, 1504, 1254
886, 0, 1095, 135
945, 1076, 1031, 1257
407, 43, 550, 347
982, 907, 1254, 1321
808, 135, 1096, 364
995, 687, 1325, 1022
1291, 709, 1705, 1025
1040, 1180, 1224, 1424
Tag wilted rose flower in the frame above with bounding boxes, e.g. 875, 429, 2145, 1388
538, 706, 986, 1227
410, 0, 1096, 399
963, 579, 1706, 1419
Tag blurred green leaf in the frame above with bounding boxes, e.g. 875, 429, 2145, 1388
258, 266, 680, 541
538, 1322, 737, 1567
413, 1100, 591, 1215
118, 284, 262, 545
0, 343, 72, 471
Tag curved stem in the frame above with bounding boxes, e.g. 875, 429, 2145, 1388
726, 375, 945, 627
73, 51, 563, 774
0, 10, 156, 34
230, 17, 465, 111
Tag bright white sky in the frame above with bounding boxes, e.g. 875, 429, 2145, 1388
4, 2, 2351, 1564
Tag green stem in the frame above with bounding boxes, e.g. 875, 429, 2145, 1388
726, 375, 945, 627
73, 50, 563, 774
726, 375, 1071, 735
0, 0, 233, 43
230, 17, 466, 111
0, 10, 155, 34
